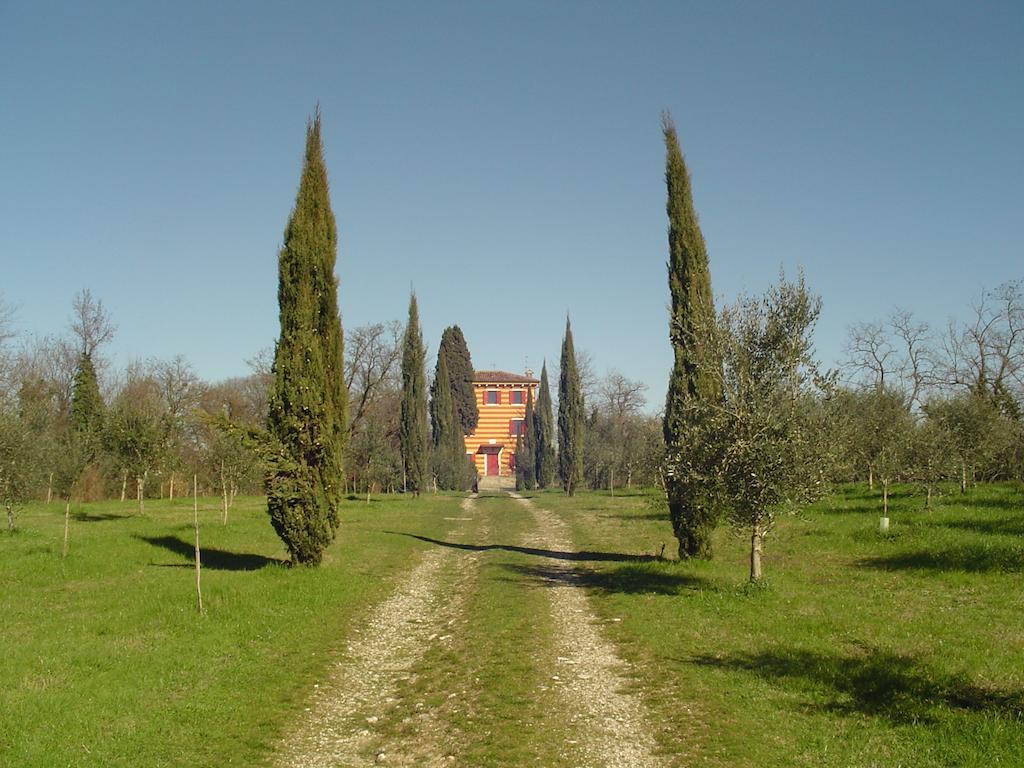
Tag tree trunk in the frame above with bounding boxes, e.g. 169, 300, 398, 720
926, 484, 932, 510
750, 528, 764, 582
883, 479, 889, 517
47, 473, 54, 504
193, 474, 203, 614
868, 467, 874, 491
169, 473, 175, 501
221, 461, 228, 525
121, 471, 128, 502
960, 461, 966, 494
6, 502, 14, 532
62, 501, 70, 558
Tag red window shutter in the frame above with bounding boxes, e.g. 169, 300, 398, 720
509, 419, 515, 435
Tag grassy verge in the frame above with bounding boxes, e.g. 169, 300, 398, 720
525, 483, 1024, 767
0, 493, 459, 768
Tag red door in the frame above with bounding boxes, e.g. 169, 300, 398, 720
486, 451, 499, 476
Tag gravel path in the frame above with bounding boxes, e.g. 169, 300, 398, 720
272, 496, 482, 768
272, 493, 668, 767
511, 492, 669, 768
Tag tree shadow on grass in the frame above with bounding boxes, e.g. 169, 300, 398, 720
135, 535, 285, 571
597, 512, 668, 521
692, 646, 1024, 724
942, 493, 1024, 512
503, 561, 710, 595
859, 542, 1024, 573
824, 502, 883, 515
72, 511, 133, 522
938, 516, 1024, 537
387, 531, 665, 563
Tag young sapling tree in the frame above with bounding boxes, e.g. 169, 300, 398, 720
669, 274, 831, 581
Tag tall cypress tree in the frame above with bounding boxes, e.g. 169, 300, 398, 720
513, 429, 526, 491
266, 110, 347, 566
519, 385, 537, 490
661, 112, 722, 559
558, 317, 584, 496
400, 293, 428, 495
430, 326, 478, 437
71, 352, 104, 460
534, 361, 556, 488
430, 350, 467, 490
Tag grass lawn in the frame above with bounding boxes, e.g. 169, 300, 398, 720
2, 483, 1022, 767
0, 492, 460, 768
528, 482, 1024, 767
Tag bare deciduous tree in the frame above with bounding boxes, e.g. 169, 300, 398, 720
842, 321, 896, 391
154, 355, 199, 422
937, 281, 1024, 409
890, 308, 933, 409
345, 321, 402, 434
597, 370, 648, 421
0, 296, 14, 347
69, 289, 116, 358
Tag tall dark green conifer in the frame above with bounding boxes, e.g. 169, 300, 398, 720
430, 326, 478, 436
430, 350, 468, 490
558, 317, 584, 496
513, 429, 526, 491
661, 112, 722, 559
519, 385, 537, 490
70, 352, 104, 460
400, 293, 428, 495
534, 362, 556, 488
266, 110, 348, 566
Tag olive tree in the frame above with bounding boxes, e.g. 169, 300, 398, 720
0, 410, 36, 532
669, 274, 831, 581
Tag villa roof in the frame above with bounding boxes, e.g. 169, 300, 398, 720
472, 370, 539, 385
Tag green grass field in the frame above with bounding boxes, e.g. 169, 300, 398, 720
2, 484, 1022, 766
532, 483, 1024, 767
0, 493, 459, 767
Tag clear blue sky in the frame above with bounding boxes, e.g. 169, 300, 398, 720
2, 1, 1021, 409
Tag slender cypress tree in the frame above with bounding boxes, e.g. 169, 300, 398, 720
519, 385, 537, 490
661, 112, 722, 559
430, 349, 453, 448
71, 352, 104, 460
534, 361, 556, 488
400, 293, 428, 495
558, 317, 584, 496
430, 350, 467, 490
448, 326, 478, 435
514, 429, 526, 491
266, 109, 347, 567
